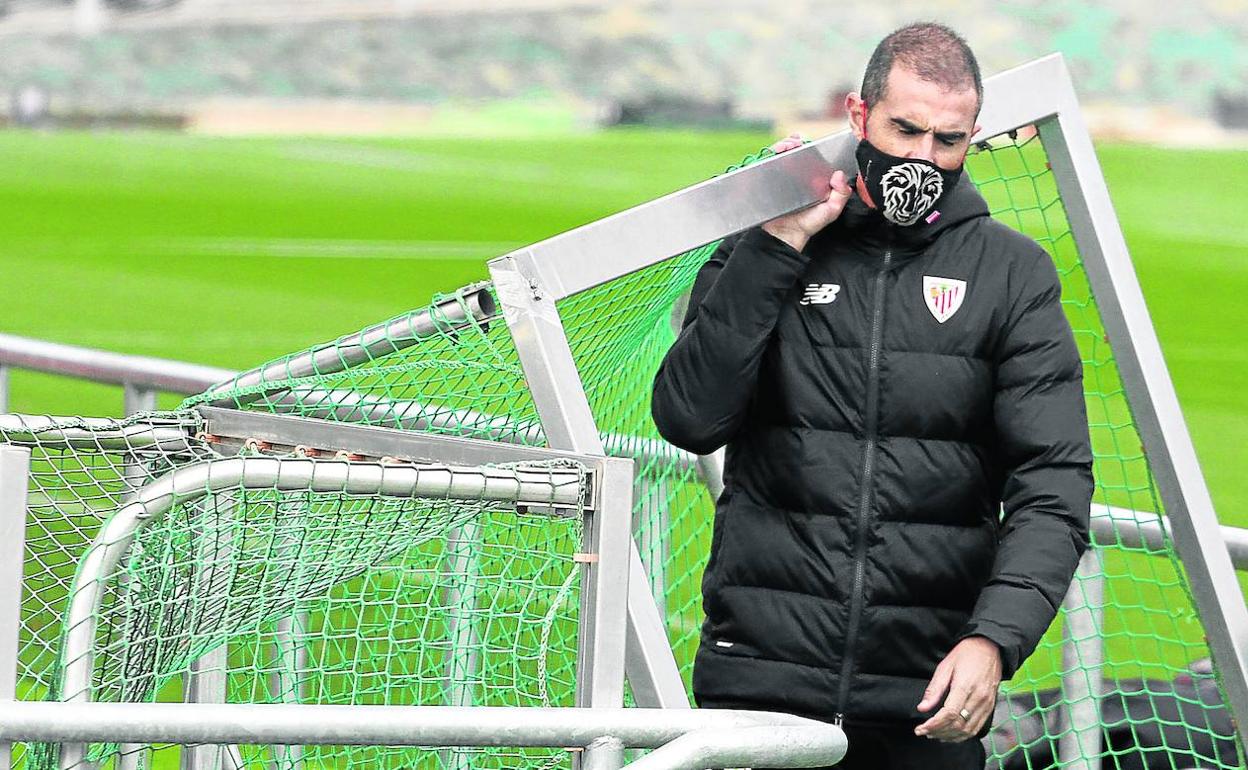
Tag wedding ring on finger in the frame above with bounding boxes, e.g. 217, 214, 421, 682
958, 708, 971, 721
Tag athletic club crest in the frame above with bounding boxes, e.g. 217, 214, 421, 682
923, 276, 967, 323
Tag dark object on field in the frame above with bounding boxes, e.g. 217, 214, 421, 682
57, 0, 182, 10
1213, 90, 1248, 130
604, 95, 769, 131
107, 0, 181, 9
52, 110, 186, 130
985, 659, 1238, 770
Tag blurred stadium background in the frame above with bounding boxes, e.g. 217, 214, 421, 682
2, 0, 1248, 139
0, 4, 1244, 560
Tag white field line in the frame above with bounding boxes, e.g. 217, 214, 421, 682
5, 133, 659, 193
1129, 227, 1248, 262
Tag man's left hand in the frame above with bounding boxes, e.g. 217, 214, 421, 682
914, 636, 1003, 742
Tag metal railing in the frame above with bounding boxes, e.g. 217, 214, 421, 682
0, 333, 231, 415
0, 701, 847, 770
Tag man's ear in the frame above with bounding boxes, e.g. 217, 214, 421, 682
846, 92, 867, 140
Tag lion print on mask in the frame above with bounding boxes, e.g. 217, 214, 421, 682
880, 162, 945, 226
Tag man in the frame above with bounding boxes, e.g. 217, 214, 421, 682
650, 23, 1093, 770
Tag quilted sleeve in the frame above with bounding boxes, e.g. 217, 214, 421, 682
958, 246, 1094, 678
651, 227, 809, 455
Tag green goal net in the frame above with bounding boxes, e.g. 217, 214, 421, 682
966, 131, 1242, 769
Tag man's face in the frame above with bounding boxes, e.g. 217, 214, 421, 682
848, 65, 980, 171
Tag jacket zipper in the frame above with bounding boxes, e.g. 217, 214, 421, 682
834, 248, 892, 724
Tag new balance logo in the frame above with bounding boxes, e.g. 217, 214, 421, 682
800, 283, 841, 305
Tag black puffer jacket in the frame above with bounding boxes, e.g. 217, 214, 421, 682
651, 175, 1093, 726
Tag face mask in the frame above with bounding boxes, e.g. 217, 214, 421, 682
855, 139, 964, 227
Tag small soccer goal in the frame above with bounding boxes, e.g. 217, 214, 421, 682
0, 408, 637, 770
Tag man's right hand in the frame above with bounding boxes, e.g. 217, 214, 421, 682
760, 134, 854, 253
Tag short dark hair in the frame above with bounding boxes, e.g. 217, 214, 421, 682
860, 22, 982, 113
